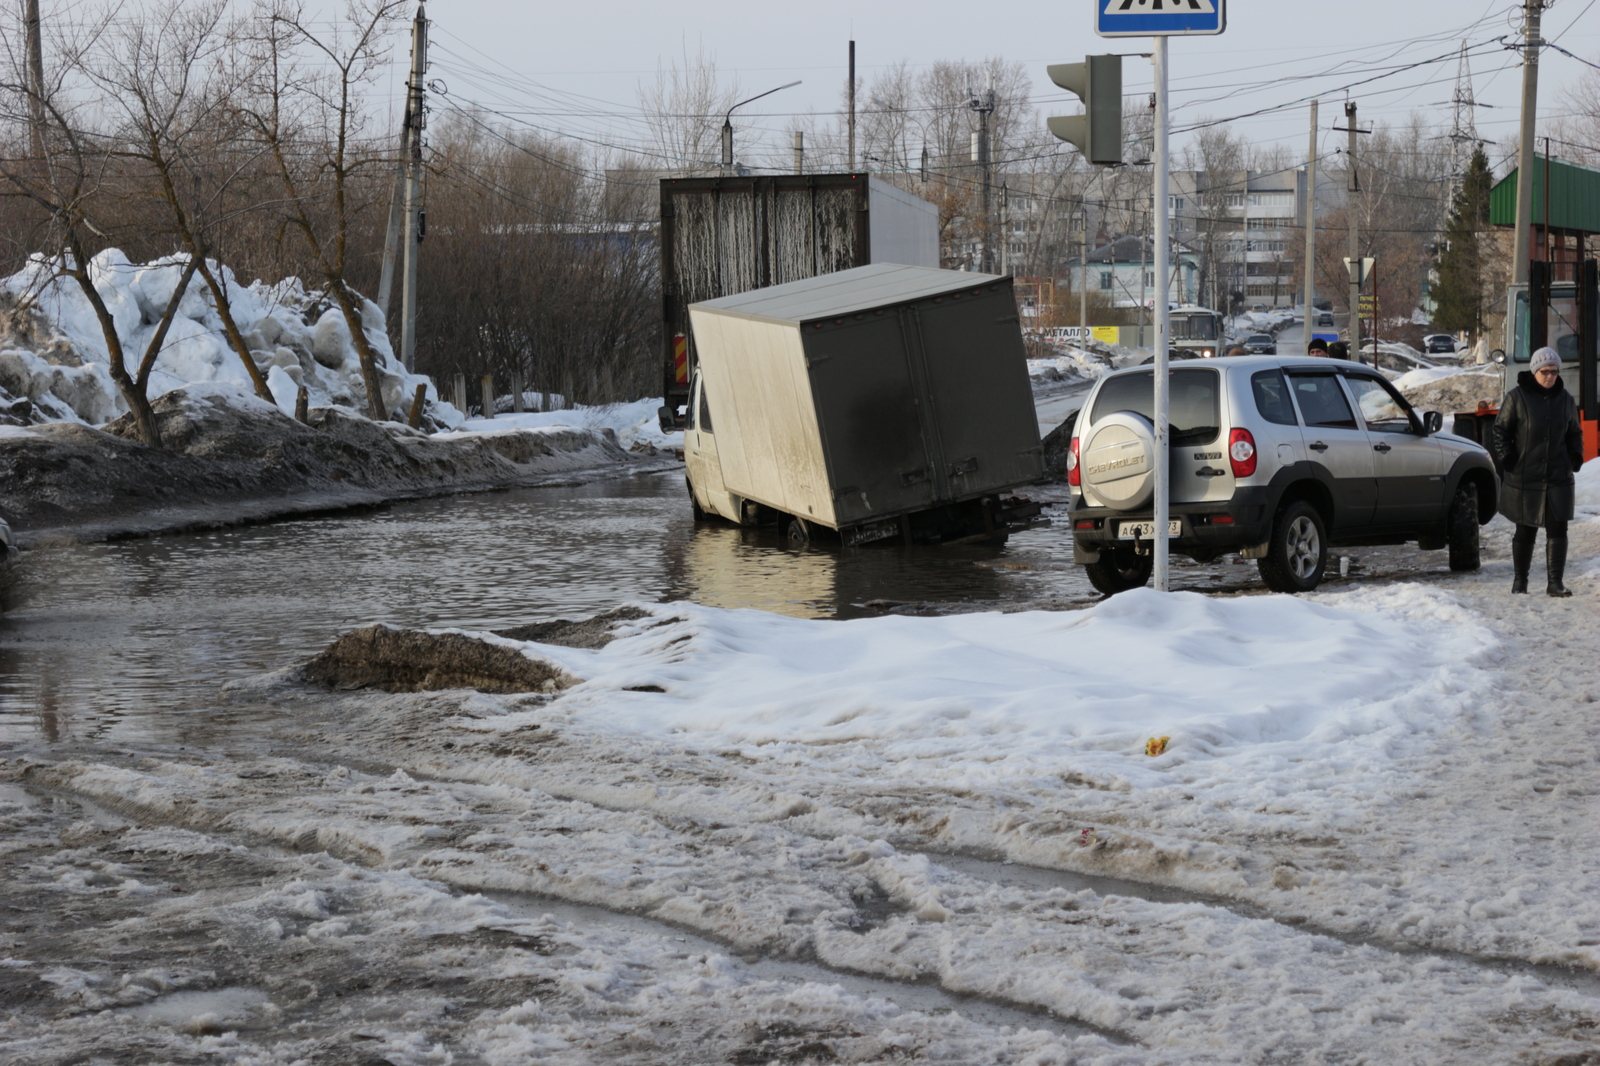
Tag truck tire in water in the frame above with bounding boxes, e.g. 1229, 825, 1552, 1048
687, 478, 707, 521
1447, 482, 1481, 571
786, 516, 811, 547
1258, 500, 1327, 593
1084, 546, 1154, 595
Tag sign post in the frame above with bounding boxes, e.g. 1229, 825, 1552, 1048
1096, 0, 1225, 593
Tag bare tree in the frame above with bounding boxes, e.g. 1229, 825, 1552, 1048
637, 41, 738, 177
234, 0, 405, 421
1182, 125, 1249, 312
0, 7, 215, 446
80, 0, 275, 402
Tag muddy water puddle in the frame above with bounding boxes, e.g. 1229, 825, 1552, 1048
0, 467, 1476, 745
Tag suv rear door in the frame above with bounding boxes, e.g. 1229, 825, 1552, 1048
1341, 371, 1444, 528
1085, 367, 1229, 506
1286, 369, 1377, 530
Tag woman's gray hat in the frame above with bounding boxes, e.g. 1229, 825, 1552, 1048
1530, 346, 1560, 372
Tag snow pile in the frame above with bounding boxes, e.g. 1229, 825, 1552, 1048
1575, 458, 1600, 515
0, 249, 459, 428
503, 583, 1496, 804
1229, 309, 1297, 334
1029, 341, 1146, 383
1392, 364, 1504, 414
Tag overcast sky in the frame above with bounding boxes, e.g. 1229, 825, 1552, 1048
401, 0, 1596, 173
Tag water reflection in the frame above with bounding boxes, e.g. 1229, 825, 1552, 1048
0, 470, 1089, 743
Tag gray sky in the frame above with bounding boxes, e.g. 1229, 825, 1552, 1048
412, 0, 1598, 172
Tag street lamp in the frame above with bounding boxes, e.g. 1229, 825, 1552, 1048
722, 80, 801, 175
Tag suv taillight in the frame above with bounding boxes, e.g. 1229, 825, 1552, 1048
1067, 437, 1081, 486
1228, 428, 1257, 478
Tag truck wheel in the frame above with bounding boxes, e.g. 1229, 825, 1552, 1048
686, 477, 707, 521
1447, 482, 1480, 571
1258, 500, 1327, 593
786, 516, 811, 547
1084, 546, 1153, 595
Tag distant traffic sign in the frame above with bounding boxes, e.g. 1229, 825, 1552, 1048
1096, 0, 1226, 37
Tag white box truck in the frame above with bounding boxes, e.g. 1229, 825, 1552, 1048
670, 263, 1046, 546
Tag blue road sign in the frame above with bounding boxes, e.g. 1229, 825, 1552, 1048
1096, 0, 1226, 37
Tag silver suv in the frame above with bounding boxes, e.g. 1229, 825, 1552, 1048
1067, 355, 1498, 594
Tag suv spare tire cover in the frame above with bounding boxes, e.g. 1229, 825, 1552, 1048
1081, 410, 1157, 510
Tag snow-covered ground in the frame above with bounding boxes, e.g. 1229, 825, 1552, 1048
450, 397, 682, 454
5, 482, 1600, 1062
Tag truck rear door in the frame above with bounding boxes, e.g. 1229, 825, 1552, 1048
806, 315, 936, 524
910, 288, 1042, 498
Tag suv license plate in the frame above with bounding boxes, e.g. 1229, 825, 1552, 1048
1118, 519, 1182, 540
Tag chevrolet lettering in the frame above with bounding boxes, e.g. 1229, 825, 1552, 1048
1086, 454, 1145, 476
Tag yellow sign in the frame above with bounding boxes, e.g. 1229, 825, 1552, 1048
1047, 326, 1122, 345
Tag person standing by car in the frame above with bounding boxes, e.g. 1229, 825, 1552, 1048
1493, 346, 1584, 596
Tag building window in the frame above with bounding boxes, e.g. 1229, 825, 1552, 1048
1224, 194, 1244, 208
1144, 271, 1155, 287
1099, 272, 1114, 290
1169, 196, 1185, 212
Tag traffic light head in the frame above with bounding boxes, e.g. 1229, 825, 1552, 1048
1047, 55, 1122, 166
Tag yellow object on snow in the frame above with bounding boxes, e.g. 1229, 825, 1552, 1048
1145, 736, 1170, 756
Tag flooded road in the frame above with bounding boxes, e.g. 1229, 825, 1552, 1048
0, 470, 1100, 743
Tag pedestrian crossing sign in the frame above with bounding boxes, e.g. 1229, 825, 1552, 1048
1097, 0, 1226, 37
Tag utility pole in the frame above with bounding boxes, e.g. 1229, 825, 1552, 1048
377, 85, 414, 317
1303, 99, 1318, 347
1139, 217, 1148, 345
24, 0, 45, 159
793, 131, 803, 175
999, 183, 1009, 276
1341, 100, 1363, 362
1080, 205, 1089, 329
847, 40, 856, 170
1513, 0, 1542, 286
399, 5, 428, 373
971, 76, 995, 273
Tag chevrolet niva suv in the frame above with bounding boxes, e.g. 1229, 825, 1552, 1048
1066, 355, 1498, 595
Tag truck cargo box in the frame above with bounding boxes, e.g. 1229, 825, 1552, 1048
685, 263, 1043, 535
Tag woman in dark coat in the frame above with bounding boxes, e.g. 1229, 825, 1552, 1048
1493, 346, 1585, 596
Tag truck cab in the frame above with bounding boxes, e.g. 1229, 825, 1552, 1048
682, 371, 740, 524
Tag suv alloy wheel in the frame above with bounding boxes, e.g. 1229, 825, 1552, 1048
1258, 500, 1327, 593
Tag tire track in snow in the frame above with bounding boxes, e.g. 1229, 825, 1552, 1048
9, 745, 1599, 1064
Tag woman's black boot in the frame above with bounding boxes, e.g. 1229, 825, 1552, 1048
1547, 535, 1572, 597
1511, 532, 1534, 594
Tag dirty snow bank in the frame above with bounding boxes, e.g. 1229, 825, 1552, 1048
1392, 362, 1504, 414
0, 385, 651, 542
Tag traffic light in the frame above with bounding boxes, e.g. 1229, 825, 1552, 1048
1046, 55, 1122, 166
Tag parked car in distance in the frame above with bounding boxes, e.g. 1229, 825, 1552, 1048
1422, 333, 1458, 354
1066, 355, 1498, 595
1242, 333, 1276, 355
1315, 310, 1335, 326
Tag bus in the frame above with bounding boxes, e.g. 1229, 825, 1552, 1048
1169, 306, 1226, 359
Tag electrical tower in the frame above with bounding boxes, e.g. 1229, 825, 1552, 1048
1447, 40, 1479, 202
